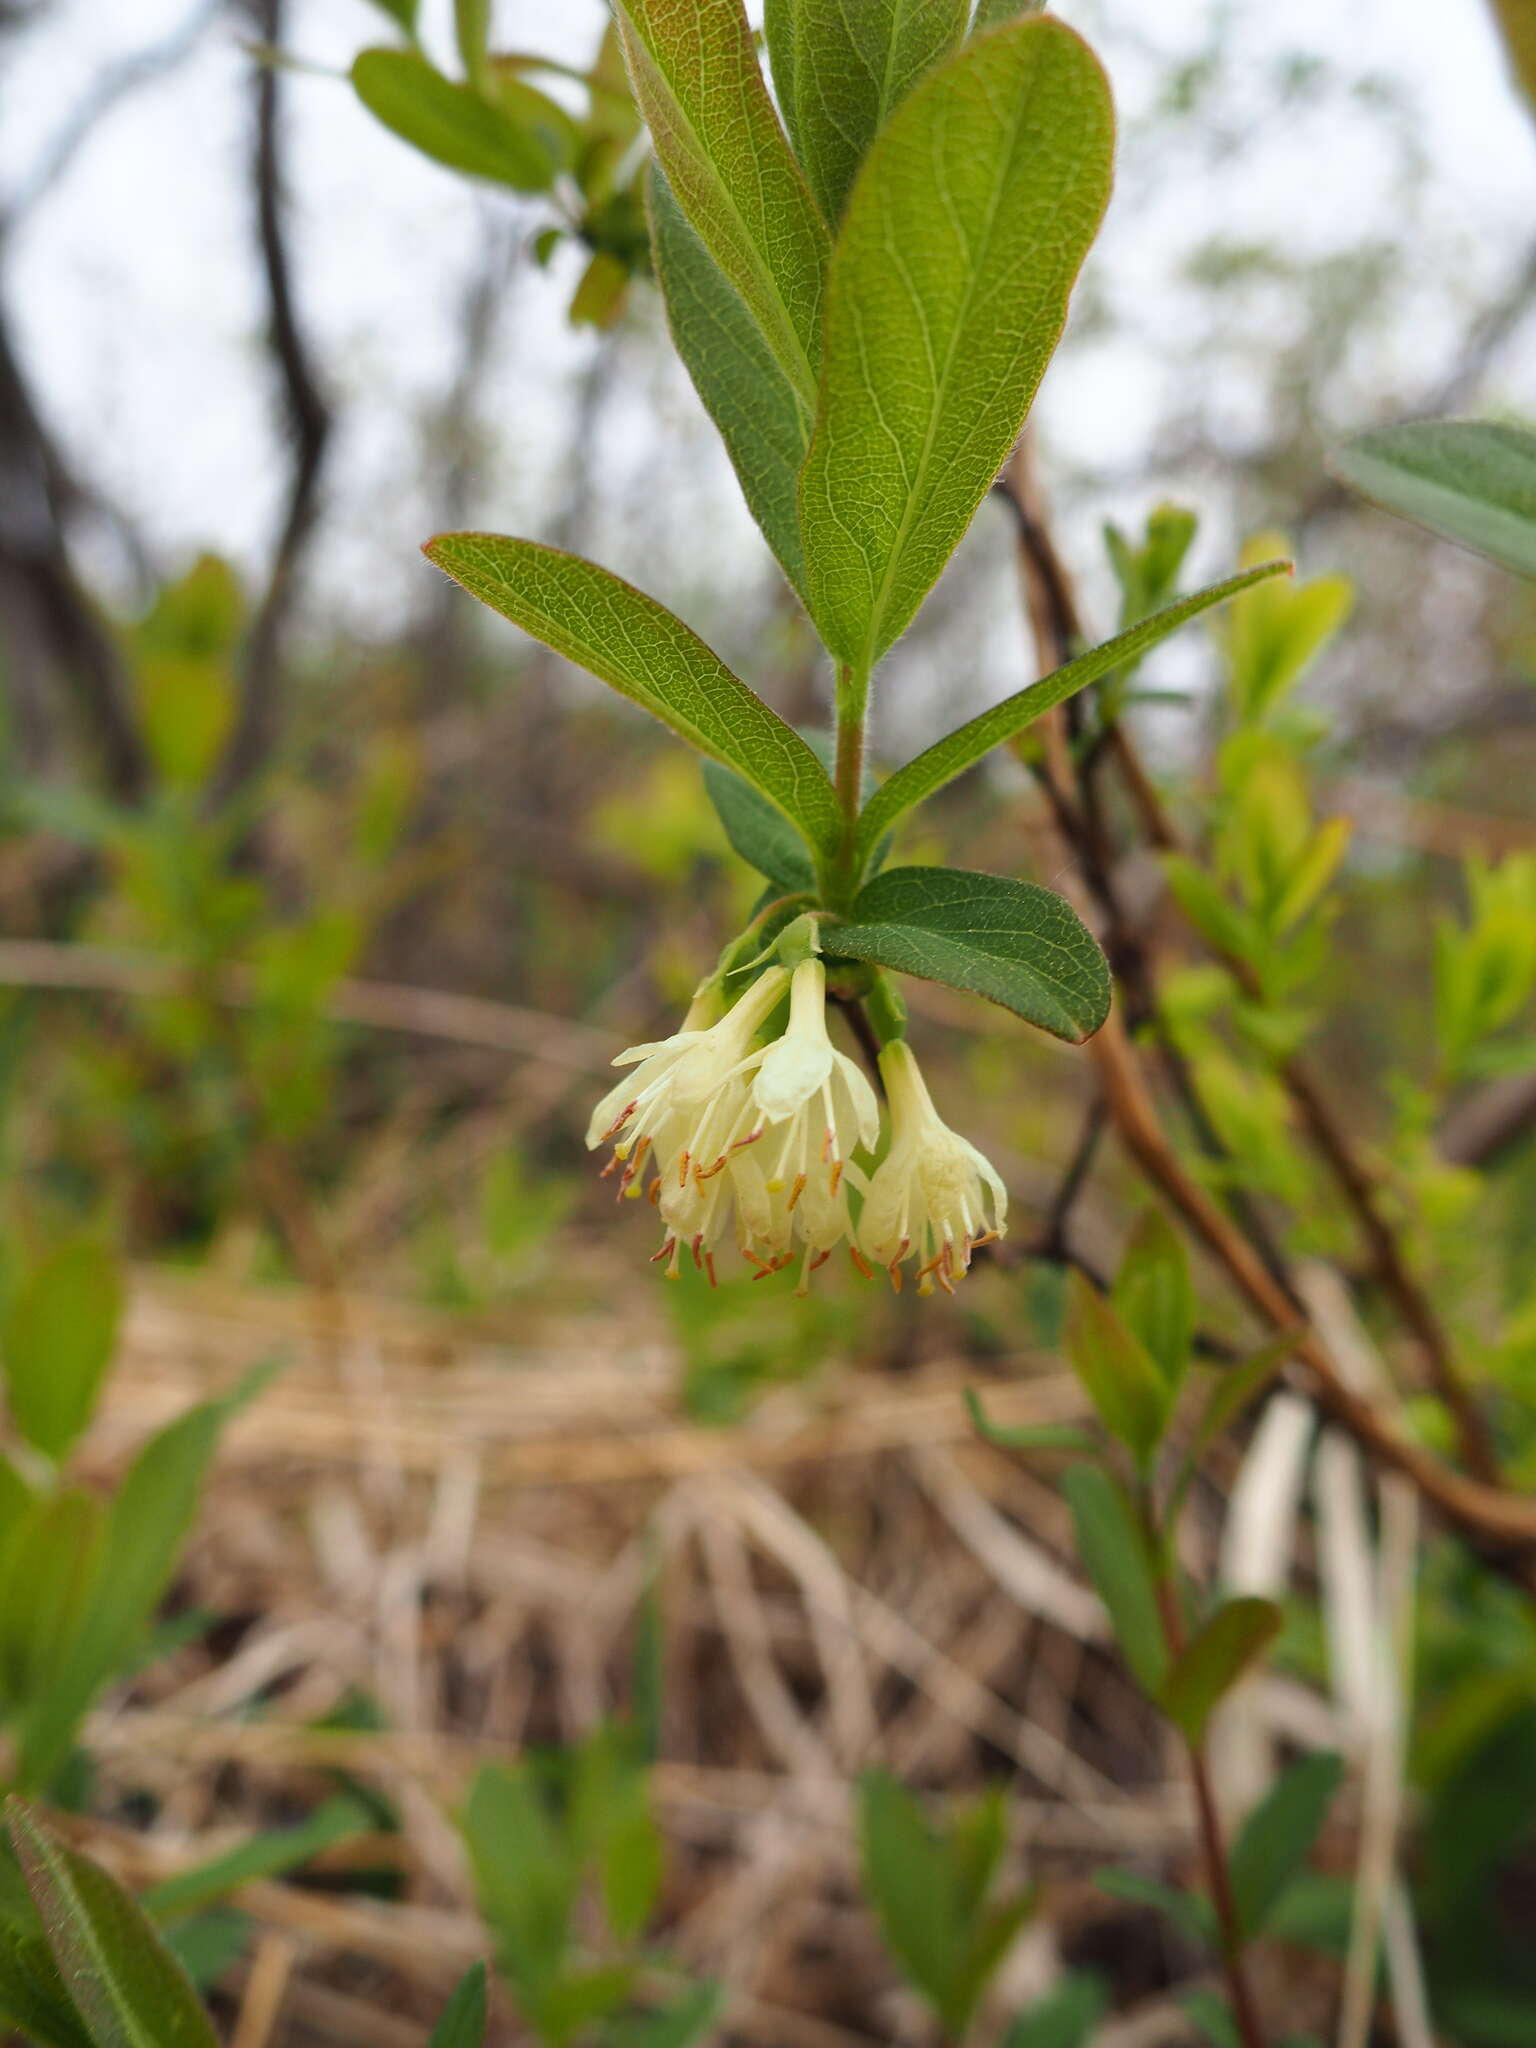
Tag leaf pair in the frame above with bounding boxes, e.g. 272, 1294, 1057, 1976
857, 1774, 1037, 2040
1063, 1466, 1281, 1746
641, 1, 1114, 673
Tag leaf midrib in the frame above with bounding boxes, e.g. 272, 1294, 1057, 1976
848, 27, 1058, 674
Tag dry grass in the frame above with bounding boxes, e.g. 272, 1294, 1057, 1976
60, 1265, 1349, 2046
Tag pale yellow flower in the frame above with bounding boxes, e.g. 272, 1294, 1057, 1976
859, 1040, 1007, 1294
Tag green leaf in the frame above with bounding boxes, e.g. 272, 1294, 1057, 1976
1112, 1210, 1193, 1395
163, 1910, 251, 1992
1157, 1597, 1283, 1746
798, 17, 1113, 672
351, 49, 557, 191
1182, 1988, 1242, 2048
1228, 1752, 1344, 1939
616, 0, 828, 405
1064, 1272, 1172, 1467
825, 866, 1110, 1042
430, 1961, 488, 2046
702, 761, 816, 892
1094, 1867, 1216, 1949
764, 0, 967, 225
7, 1802, 218, 2048
424, 535, 842, 859
1162, 855, 1260, 965
1219, 540, 1352, 722
15, 1370, 269, 1794
0, 1927, 95, 2048
964, 1388, 1097, 1456
141, 1796, 372, 1923
854, 565, 1287, 863
608, 1980, 723, 2048
1192, 1338, 1297, 1458
1330, 419, 1536, 582
1061, 1465, 1167, 1696
999, 1973, 1107, 2048
857, 1774, 955, 2019
0, 1491, 106, 1707
649, 166, 811, 598
461, 1763, 576, 2013
2, 1237, 123, 1463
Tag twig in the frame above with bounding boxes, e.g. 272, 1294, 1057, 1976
222, 0, 333, 791
995, 441, 1532, 1561
0, 936, 619, 1070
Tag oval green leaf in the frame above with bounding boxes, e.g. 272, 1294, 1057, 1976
1156, 1596, 1284, 1747
425, 534, 842, 859
617, 0, 828, 406
854, 563, 1288, 864
799, 17, 1113, 672
352, 48, 557, 191
430, 1962, 489, 2046
824, 865, 1110, 1042
1061, 1465, 1167, 1698
764, 0, 968, 225
1329, 419, 1536, 582
648, 166, 811, 599
7, 1803, 219, 2048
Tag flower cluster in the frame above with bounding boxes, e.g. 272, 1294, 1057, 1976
588, 960, 1006, 1294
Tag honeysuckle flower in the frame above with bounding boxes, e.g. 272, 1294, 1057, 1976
591, 954, 884, 1290
745, 959, 880, 1200
859, 1039, 1007, 1294
586, 968, 788, 1200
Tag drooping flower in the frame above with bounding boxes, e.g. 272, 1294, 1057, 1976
858, 1039, 1007, 1294
589, 955, 882, 1290
745, 958, 880, 1201
586, 969, 788, 1203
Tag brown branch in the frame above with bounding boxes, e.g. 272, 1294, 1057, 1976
994, 441, 1536, 1566
221, 0, 333, 792
1088, 1005, 1536, 1548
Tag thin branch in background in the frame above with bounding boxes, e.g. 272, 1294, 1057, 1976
222, 0, 333, 793
1035, 1094, 1107, 1267
0, 295, 146, 795
995, 440, 1536, 1572
1, 0, 222, 229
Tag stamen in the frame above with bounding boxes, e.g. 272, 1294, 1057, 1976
786, 1171, 808, 1213
849, 1246, 874, 1279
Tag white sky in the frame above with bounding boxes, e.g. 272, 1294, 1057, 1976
2, 0, 1533, 743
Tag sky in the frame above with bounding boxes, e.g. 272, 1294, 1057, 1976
2, 0, 1533, 745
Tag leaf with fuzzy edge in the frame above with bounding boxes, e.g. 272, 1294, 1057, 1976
764, 0, 968, 225
7, 1802, 218, 2048
616, 0, 828, 406
825, 866, 1109, 1042
425, 535, 842, 859
648, 167, 811, 599
854, 563, 1288, 864
799, 18, 1113, 673
1330, 419, 1536, 583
